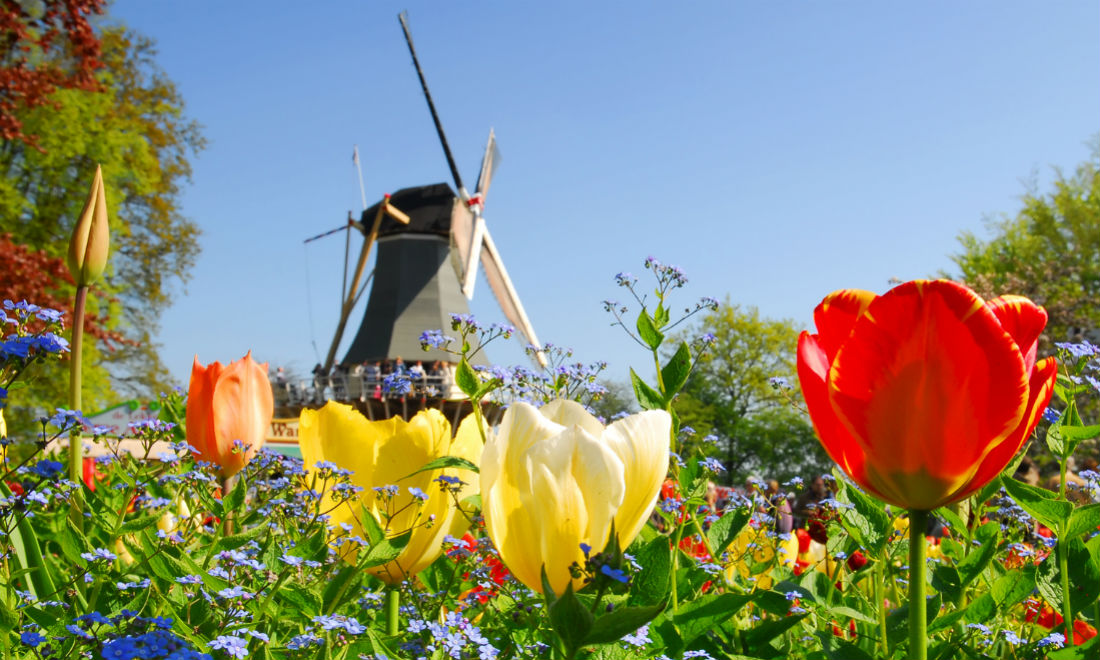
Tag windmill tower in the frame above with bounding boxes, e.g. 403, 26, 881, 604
310, 13, 545, 421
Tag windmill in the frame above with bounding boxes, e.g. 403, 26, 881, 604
306, 12, 545, 419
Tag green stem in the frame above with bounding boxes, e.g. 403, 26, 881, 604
1059, 533, 1075, 647
220, 474, 236, 536
68, 286, 88, 529
876, 550, 890, 657
385, 586, 400, 636
908, 509, 929, 660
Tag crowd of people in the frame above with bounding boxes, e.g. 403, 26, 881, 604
271, 358, 458, 405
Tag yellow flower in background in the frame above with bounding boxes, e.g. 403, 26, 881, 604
726, 525, 800, 590
298, 402, 481, 584
0, 408, 6, 460
480, 400, 670, 595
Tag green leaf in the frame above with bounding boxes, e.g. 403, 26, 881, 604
214, 524, 268, 552
323, 564, 364, 613
629, 537, 671, 607
1, 481, 56, 601
629, 368, 665, 411
118, 514, 162, 535
955, 522, 1000, 591
1068, 537, 1100, 612
636, 309, 665, 350
707, 507, 750, 557
653, 302, 670, 328
548, 583, 594, 658
278, 583, 322, 617
663, 593, 755, 650
1002, 477, 1073, 531
57, 517, 92, 565
361, 531, 412, 569
360, 505, 385, 546
742, 613, 808, 652
660, 341, 692, 397
583, 603, 666, 645
455, 358, 480, 398
1067, 503, 1100, 540
224, 475, 247, 514
932, 507, 969, 542
401, 455, 479, 480
991, 564, 1036, 609
836, 477, 889, 555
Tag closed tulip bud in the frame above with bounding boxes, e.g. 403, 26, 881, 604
481, 400, 670, 595
298, 403, 482, 584
186, 351, 274, 478
798, 280, 1057, 510
67, 164, 110, 286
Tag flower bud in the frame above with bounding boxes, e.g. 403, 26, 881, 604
67, 164, 110, 286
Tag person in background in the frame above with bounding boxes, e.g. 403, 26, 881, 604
767, 479, 794, 534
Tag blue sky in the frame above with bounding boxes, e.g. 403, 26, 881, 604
108, 1, 1099, 389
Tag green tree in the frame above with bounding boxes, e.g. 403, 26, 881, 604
588, 379, 638, 422
0, 26, 204, 409
673, 301, 830, 485
953, 148, 1100, 350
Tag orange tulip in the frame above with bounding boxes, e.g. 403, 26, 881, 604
797, 280, 1057, 510
186, 351, 274, 477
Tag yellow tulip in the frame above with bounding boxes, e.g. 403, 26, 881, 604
298, 402, 481, 584
67, 164, 110, 286
480, 400, 670, 595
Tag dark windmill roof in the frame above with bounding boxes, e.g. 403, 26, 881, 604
361, 183, 458, 239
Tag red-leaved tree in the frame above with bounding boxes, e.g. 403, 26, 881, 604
0, 0, 106, 147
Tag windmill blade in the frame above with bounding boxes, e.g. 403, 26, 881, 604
479, 227, 547, 367
461, 213, 486, 299
473, 129, 501, 202
398, 11, 468, 200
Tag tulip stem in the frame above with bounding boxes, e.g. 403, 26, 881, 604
68, 285, 88, 531
220, 474, 236, 536
908, 509, 928, 660
875, 550, 889, 657
385, 586, 400, 636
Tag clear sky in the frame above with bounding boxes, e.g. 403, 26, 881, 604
108, 1, 1099, 390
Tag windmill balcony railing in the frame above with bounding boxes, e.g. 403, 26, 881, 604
270, 372, 459, 408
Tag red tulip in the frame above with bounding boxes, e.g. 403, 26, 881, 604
186, 351, 274, 477
797, 280, 1057, 510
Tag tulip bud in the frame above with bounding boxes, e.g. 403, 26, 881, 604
847, 550, 868, 571
67, 164, 110, 286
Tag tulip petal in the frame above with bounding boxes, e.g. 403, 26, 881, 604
813, 289, 877, 364
481, 403, 568, 593
796, 332, 884, 500
540, 399, 606, 438
988, 295, 1047, 373
525, 425, 624, 595
211, 353, 273, 477
828, 280, 1029, 509
186, 356, 222, 466
603, 410, 671, 547
950, 356, 1058, 504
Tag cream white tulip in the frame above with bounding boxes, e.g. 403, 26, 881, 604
480, 400, 670, 595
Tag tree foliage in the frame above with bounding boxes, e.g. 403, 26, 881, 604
0, 0, 106, 146
953, 150, 1100, 350
0, 24, 203, 423
673, 301, 830, 485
